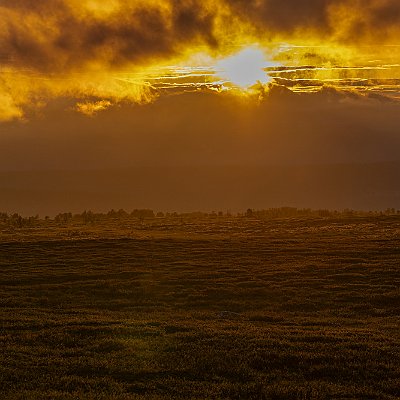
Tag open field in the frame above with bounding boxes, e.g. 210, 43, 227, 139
1, 215, 400, 399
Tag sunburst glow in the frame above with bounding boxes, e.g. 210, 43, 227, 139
215, 47, 272, 89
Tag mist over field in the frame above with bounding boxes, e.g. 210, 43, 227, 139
1, 90, 399, 216
0, 163, 399, 216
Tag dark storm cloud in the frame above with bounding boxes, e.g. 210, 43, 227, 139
0, 0, 219, 72
228, 0, 400, 42
228, 0, 333, 34
1, 0, 399, 73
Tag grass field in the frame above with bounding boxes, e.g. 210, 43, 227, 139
1, 216, 400, 399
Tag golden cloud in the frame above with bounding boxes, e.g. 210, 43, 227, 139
0, 0, 399, 121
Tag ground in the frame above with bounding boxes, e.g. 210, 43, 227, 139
1, 215, 399, 399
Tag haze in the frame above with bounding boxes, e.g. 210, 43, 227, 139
0, 0, 399, 215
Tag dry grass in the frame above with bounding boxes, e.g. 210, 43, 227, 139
1, 215, 399, 399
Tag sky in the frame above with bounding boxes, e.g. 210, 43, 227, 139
0, 0, 399, 212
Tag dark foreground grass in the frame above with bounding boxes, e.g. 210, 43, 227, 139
1, 216, 400, 399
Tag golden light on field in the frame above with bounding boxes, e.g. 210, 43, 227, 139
215, 47, 271, 89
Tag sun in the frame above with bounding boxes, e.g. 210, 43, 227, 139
215, 47, 271, 89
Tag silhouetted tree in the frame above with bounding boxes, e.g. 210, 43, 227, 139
131, 209, 155, 219
246, 208, 253, 217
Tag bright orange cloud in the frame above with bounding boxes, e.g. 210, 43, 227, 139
0, 0, 399, 121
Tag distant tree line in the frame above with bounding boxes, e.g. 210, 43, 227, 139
0, 212, 39, 228
245, 207, 400, 219
0, 207, 399, 228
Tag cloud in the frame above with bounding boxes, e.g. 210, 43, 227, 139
0, 91, 23, 121
1, 87, 399, 171
0, 0, 399, 121
0, 0, 227, 120
0, 0, 221, 73
75, 100, 112, 116
2, 0, 399, 74
227, 0, 400, 43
